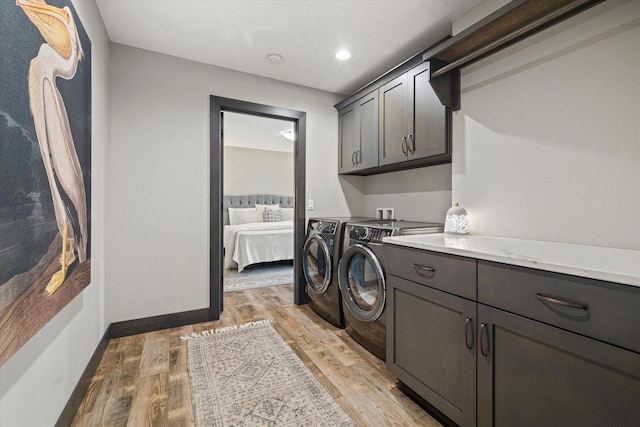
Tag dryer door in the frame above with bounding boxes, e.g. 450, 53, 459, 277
303, 234, 332, 294
338, 243, 385, 322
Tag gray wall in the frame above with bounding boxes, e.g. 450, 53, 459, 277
360, 0, 640, 246
107, 44, 353, 323
0, 1, 110, 425
452, 0, 640, 249
224, 146, 294, 196
362, 164, 452, 222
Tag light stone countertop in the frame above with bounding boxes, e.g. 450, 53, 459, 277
382, 234, 640, 287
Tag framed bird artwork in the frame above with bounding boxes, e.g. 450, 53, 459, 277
0, 0, 91, 366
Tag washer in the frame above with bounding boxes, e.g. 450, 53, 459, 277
338, 220, 444, 360
303, 217, 376, 328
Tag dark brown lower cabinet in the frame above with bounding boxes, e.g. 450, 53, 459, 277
477, 304, 640, 427
387, 275, 476, 426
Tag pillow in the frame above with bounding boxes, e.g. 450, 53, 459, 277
281, 208, 294, 221
263, 208, 282, 222
255, 203, 280, 215
229, 207, 262, 225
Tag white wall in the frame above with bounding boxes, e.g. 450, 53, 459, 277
107, 45, 353, 323
452, 0, 510, 35
362, 164, 452, 222
453, 0, 640, 249
0, 1, 110, 425
224, 147, 294, 196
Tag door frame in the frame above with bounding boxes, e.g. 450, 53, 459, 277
209, 96, 308, 320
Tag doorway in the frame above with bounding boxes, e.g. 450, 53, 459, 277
210, 96, 308, 320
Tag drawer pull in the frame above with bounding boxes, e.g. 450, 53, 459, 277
536, 293, 589, 311
412, 264, 435, 275
465, 318, 474, 350
480, 323, 489, 357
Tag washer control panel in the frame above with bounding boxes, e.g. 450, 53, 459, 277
347, 225, 393, 243
308, 219, 337, 235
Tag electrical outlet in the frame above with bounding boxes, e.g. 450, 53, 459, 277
376, 208, 394, 220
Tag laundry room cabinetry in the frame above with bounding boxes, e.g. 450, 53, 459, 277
384, 246, 478, 426
386, 275, 477, 426
383, 242, 640, 426
379, 62, 449, 167
337, 90, 378, 174
476, 303, 640, 426
476, 260, 640, 427
335, 52, 453, 176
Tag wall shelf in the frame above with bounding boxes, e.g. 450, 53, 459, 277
424, 0, 605, 110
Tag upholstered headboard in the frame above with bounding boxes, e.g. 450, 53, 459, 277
223, 194, 294, 225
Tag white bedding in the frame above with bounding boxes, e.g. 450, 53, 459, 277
223, 220, 294, 272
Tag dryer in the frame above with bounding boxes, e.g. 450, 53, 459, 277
303, 217, 375, 328
338, 220, 444, 360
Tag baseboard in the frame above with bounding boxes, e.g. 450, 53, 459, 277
109, 307, 212, 339
55, 326, 111, 427
56, 307, 213, 426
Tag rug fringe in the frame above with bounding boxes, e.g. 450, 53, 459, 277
180, 319, 273, 341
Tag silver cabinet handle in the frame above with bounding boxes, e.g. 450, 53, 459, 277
412, 263, 435, 275
536, 293, 589, 311
408, 134, 415, 154
465, 317, 474, 350
351, 151, 356, 166
401, 136, 408, 155
480, 323, 489, 357
356, 150, 361, 164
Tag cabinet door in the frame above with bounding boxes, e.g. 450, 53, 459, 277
378, 74, 409, 165
408, 62, 448, 159
387, 275, 477, 426
356, 90, 378, 170
477, 304, 640, 427
338, 102, 357, 174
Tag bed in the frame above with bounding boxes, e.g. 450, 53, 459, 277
223, 195, 294, 272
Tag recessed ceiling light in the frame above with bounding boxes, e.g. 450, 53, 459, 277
335, 49, 351, 60
280, 129, 295, 141
267, 53, 283, 64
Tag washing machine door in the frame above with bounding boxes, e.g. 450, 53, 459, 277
303, 234, 332, 294
338, 243, 385, 322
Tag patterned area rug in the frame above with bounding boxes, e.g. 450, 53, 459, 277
185, 321, 355, 427
224, 263, 293, 292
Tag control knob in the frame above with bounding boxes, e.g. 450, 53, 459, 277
358, 227, 370, 240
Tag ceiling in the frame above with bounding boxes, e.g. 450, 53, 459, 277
95, 0, 482, 95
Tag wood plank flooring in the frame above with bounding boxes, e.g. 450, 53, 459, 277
71, 284, 443, 426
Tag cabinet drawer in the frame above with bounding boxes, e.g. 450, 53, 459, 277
478, 261, 640, 353
383, 244, 477, 300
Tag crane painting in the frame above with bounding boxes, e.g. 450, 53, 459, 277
0, 0, 91, 366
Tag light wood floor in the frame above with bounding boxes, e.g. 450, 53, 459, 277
71, 284, 443, 426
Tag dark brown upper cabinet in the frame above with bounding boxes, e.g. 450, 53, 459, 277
379, 62, 448, 166
338, 101, 357, 174
338, 90, 379, 174
338, 60, 451, 176
379, 73, 409, 166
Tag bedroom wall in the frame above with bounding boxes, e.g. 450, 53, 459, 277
224, 147, 294, 196
0, 1, 110, 425
107, 44, 354, 323
452, 0, 640, 249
